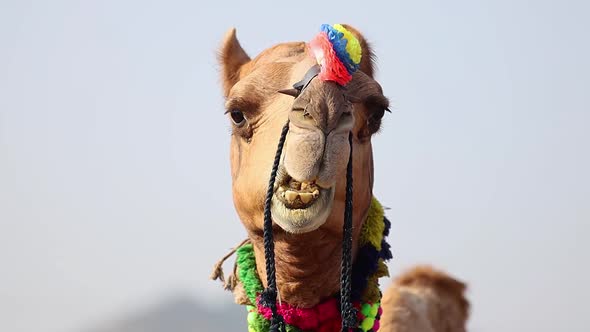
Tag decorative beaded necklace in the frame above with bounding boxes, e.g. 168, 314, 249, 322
236, 197, 392, 332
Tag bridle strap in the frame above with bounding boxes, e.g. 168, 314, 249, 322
260, 121, 290, 332
340, 132, 355, 331
292, 64, 321, 93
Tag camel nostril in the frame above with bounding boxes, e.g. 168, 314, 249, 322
337, 111, 354, 130
289, 108, 317, 129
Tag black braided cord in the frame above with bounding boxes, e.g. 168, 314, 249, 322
261, 120, 290, 332
340, 132, 356, 331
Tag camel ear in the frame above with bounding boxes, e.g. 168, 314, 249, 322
218, 28, 251, 97
346, 71, 389, 137
340, 24, 375, 78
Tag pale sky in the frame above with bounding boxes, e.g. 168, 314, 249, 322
1, 1, 589, 331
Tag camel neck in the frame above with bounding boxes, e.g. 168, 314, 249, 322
235, 197, 391, 332
250, 228, 345, 307
247, 197, 390, 308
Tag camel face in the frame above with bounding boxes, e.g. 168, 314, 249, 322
219, 27, 389, 236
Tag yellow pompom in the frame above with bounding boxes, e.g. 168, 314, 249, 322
247, 311, 257, 325
370, 303, 379, 317
333, 24, 362, 65
359, 197, 385, 250
361, 317, 375, 331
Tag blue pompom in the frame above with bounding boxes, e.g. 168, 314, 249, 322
319, 24, 359, 74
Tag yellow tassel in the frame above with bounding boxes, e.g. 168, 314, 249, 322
359, 197, 385, 250
333, 24, 362, 65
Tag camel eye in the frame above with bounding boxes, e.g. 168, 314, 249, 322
229, 110, 246, 127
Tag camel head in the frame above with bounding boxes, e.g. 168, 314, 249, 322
219, 25, 389, 236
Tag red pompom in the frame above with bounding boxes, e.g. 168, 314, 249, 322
317, 318, 342, 332
309, 32, 352, 85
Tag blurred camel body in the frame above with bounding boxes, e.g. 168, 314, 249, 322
216, 24, 469, 331
380, 266, 469, 332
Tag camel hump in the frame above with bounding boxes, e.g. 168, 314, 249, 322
379, 265, 470, 332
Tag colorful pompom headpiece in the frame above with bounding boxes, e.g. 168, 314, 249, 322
309, 24, 363, 86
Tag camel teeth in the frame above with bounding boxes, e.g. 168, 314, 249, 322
300, 193, 313, 204
285, 190, 299, 203
312, 190, 319, 198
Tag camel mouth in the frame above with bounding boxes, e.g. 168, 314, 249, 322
276, 177, 320, 208
271, 165, 334, 234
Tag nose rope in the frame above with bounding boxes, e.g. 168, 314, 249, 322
260, 120, 290, 332
340, 131, 356, 331
260, 120, 356, 331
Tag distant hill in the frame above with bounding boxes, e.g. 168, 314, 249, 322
83, 295, 246, 332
